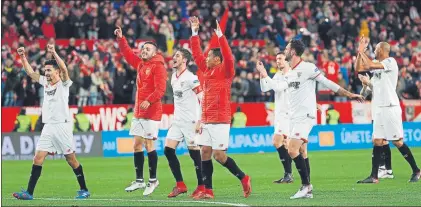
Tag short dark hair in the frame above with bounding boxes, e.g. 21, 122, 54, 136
177, 48, 192, 64
289, 39, 305, 57
143, 41, 157, 49
44, 59, 59, 70
210, 48, 223, 62
276, 51, 285, 56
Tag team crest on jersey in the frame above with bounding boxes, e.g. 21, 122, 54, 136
145, 68, 151, 75
46, 88, 57, 96
297, 72, 302, 77
288, 82, 300, 89
174, 90, 183, 98
180, 81, 185, 87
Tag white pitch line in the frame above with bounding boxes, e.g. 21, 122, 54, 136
8, 197, 250, 206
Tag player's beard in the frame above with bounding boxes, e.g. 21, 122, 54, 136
284, 55, 290, 62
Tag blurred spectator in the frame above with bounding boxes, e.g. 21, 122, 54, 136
41, 16, 55, 38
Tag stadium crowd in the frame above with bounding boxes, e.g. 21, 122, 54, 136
2, 0, 421, 107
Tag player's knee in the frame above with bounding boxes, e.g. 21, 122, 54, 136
33, 155, 45, 165
65, 154, 78, 166
300, 151, 308, 159
213, 151, 227, 163
133, 143, 143, 152
392, 140, 403, 148
144, 141, 155, 152
288, 147, 300, 158
272, 139, 282, 148
201, 146, 212, 160
373, 139, 384, 146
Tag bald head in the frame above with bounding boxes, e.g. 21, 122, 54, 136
378, 42, 390, 53
374, 42, 390, 60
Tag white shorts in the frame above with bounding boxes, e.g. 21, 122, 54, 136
289, 117, 316, 143
36, 122, 74, 155
373, 106, 403, 141
274, 117, 290, 137
166, 122, 198, 146
129, 118, 160, 139
197, 124, 230, 150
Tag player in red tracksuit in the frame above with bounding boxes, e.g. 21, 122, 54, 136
189, 17, 252, 200
114, 27, 166, 196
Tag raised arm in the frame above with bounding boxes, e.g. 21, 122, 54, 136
47, 44, 70, 82
17, 47, 40, 82
189, 17, 207, 71
356, 35, 384, 71
355, 53, 365, 72
114, 26, 144, 70
256, 61, 288, 92
359, 52, 384, 71
215, 20, 235, 78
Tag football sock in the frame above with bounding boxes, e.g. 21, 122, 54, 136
383, 144, 392, 170
27, 165, 42, 195
134, 152, 144, 180
164, 147, 183, 182
398, 144, 420, 173
222, 157, 246, 180
202, 160, 213, 189
305, 158, 310, 183
73, 164, 88, 191
293, 154, 310, 185
189, 149, 204, 186
148, 150, 158, 179
277, 146, 292, 174
370, 146, 382, 179
379, 149, 386, 167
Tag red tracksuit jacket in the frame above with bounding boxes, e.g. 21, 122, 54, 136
118, 36, 166, 121
190, 35, 235, 124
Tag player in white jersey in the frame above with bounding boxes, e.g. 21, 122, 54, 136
260, 52, 293, 184
13, 44, 90, 200
356, 36, 420, 183
164, 48, 205, 198
256, 39, 364, 199
359, 74, 394, 179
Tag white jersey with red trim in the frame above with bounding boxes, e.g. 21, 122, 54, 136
285, 60, 321, 120
371, 57, 400, 107
171, 70, 202, 124
39, 76, 73, 124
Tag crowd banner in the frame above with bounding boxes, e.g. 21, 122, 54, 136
2, 102, 419, 133
1, 132, 103, 160
102, 122, 421, 157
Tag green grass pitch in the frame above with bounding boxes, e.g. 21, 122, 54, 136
2, 148, 421, 206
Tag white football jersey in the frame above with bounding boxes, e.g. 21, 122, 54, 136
285, 61, 321, 120
39, 76, 73, 124
371, 57, 400, 107
171, 70, 201, 123
260, 71, 289, 123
